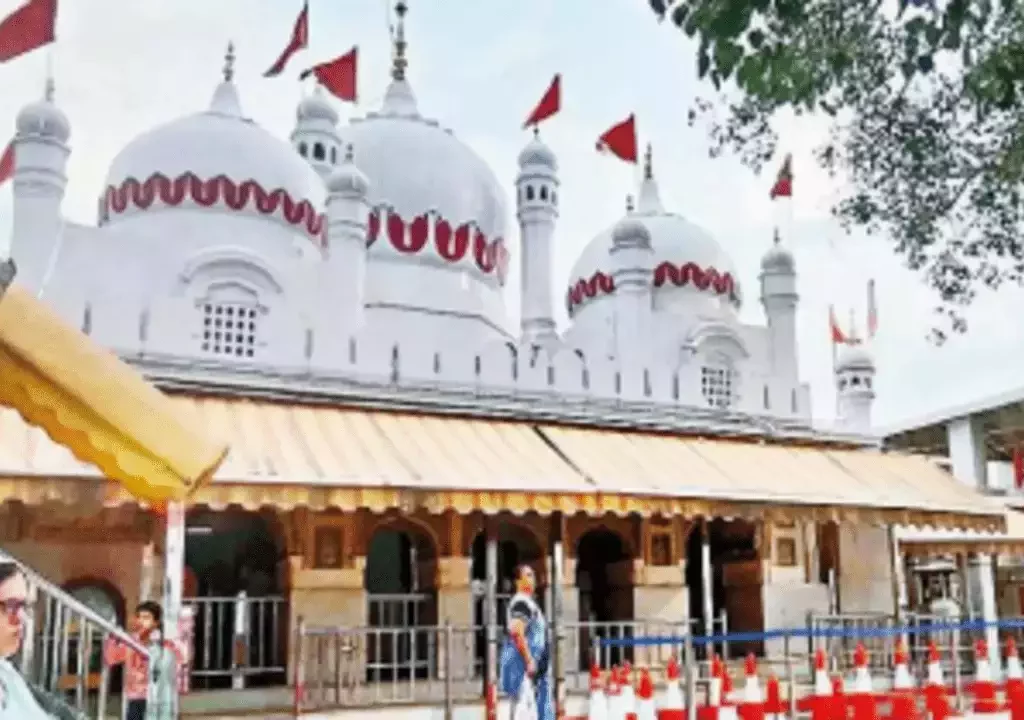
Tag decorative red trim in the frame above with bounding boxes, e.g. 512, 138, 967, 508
367, 208, 510, 285
100, 173, 326, 242
566, 261, 739, 315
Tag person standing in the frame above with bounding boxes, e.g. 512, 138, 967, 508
499, 564, 553, 720
104, 601, 181, 720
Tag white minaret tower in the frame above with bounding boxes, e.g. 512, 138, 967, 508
759, 230, 799, 383
516, 129, 559, 348
835, 326, 876, 432
313, 144, 370, 363
8, 75, 70, 293
610, 196, 654, 375
291, 84, 342, 180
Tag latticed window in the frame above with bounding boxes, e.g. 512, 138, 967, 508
200, 301, 259, 358
701, 365, 735, 409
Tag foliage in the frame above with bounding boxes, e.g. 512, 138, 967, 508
648, 0, 1024, 339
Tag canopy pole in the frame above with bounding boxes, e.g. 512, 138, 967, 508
701, 518, 714, 653
484, 518, 498, 720
550, 512, 565, 719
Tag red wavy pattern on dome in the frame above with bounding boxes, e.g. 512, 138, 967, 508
565, 261, 739, 315
366, 208, 510, 285
100, 173, 326, 241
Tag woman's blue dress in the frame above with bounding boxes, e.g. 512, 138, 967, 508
499, 592, 553, 720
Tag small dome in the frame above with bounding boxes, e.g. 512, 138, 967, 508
328, 145, 369, 196
837, 343, 874, 372
297, 85, 339, 126
16, 84, 70, 143
517, 134, 556, 170
611, 214, 651, 249
761, 241, 795, 273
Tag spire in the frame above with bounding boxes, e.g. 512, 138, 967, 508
773, 227, 781, 246
44, 52, 54, 102
636, 143, 664, 214
391, 1, 409, 82
625, 194, 635, 213
223, 41, 236, 83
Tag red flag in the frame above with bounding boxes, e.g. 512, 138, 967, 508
300, 47, 357, 103
829, 305, 846, 344
264, 1, 309, 78
0, 141, 13, 186
523, 74, 561, 129
769, 154, 793, 199
0, 0, 56, 64
1014, 448, 1024, 489
596, 114, 638, 164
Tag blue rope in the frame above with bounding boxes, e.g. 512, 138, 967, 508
599, 617, 1024, 648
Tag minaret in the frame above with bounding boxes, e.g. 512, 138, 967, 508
759, 229, 799, 383
9, 73, 70, 293
516, 129, 559, 347
291, 84, 342, 180
610, 197, 654, 370
835, 322, 876, 432
316, 144, 370, 353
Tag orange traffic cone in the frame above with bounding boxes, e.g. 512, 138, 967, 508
970, 639, 1002, 715
922, 642, 954, 720
698, 655, 726, 720
607, 666, 625, 720
636, 668, 657, 720
588, 663, 608, 720
798, 649, 835, 720
661, 655, 686, 720
721, 657, 739, 720
830, 675, 847, 720
738, 654, 765, 720
847, 644, 878, 720
889, 640, 920, 720
764, 675, 787, 720
1006, 638, 1024, 720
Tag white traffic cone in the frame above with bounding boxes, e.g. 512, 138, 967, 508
893, 640, 914, 690
813, 648, 831, 697
969, 639, 1004, 717
737, 654, 764, 720
621, 663, 637, 720
660, 655, 686, 720
922, 641, 955, 720
588, 662, 608, 720
636, 667, 657, 720
607, 665, 625, 720
926, 641, 944, 687
851, 643, 873, 694
764, 675, 787, 720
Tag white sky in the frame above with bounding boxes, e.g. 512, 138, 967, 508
1, 0, 1021, 429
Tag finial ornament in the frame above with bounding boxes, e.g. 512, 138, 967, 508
643, 143, 653, 181
391, 1, 409, 82
223, 42, 236, 83
626, 194, 635, 213
773, 227, 781, 245
44, 51, 54, 102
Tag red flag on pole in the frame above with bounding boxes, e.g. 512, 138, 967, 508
299, 47, 358, 103
596, 114, 638, 164
0, 141, 13, 186
829, 305, 846, 344
523, 74, 561, 129
769, 154, 793, 199
264, 1, 309, 77
0, 0, 56, 64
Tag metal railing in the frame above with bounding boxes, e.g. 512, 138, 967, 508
1, 550, 160, 719
186, 593, 287, 690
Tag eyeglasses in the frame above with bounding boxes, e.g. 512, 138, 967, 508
0, 598, 31, 622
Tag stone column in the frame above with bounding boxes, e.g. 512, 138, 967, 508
436, 556, 473, 680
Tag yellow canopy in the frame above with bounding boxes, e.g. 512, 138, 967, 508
0, 281, 227, 502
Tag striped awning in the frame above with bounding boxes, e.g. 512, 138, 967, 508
898, 507, 1024, 556
0, 392, 1004, 531
0, 281, 227, 502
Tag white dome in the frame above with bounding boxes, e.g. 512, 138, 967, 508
297, 85, 339, 126
344, 78, 509, 286
837, 343, 874, 372
101, 76, 326, 240
761, 239, 795, 273
517, 134, 556, 171
16, 83, 70, 144
566, 175, 739, 317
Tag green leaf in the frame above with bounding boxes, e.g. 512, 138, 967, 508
714, 40, 745, 78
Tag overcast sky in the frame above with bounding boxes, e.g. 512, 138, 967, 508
1, 0, 1020, 430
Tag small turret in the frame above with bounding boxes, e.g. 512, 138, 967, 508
516, 129, 559, 348
291, 84, 343, 180
609, 197, 654, 371
759, 229, 799, 383
835, 333, 876, 432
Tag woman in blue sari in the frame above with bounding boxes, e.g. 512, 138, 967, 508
499, 564, 553, 720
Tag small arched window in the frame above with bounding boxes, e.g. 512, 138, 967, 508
539, 185, 548, 201
313, 143, 326, 161
298, 142, 308, 157
525, 185, 535, 201
330, 146, 338, 164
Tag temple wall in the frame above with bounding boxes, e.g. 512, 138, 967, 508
837, 524, 894, 613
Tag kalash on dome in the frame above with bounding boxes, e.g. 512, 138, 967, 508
0, 1, 1002, 718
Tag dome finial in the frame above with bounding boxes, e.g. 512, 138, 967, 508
643, 143, 653, 180
625, 194, 635, 213
773, 227, 781, 246
44, 52, 54, 102
223, 41, 236, 83
391, 1, 409, 82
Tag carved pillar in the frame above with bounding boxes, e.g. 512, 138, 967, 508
436, 511, 472, 680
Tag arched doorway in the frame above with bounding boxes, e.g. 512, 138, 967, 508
576, 527, 634, 667
364, 520, 438, 681
61, 580, 126, 697
184, 509, 286, 689
469, 522, 545, 673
